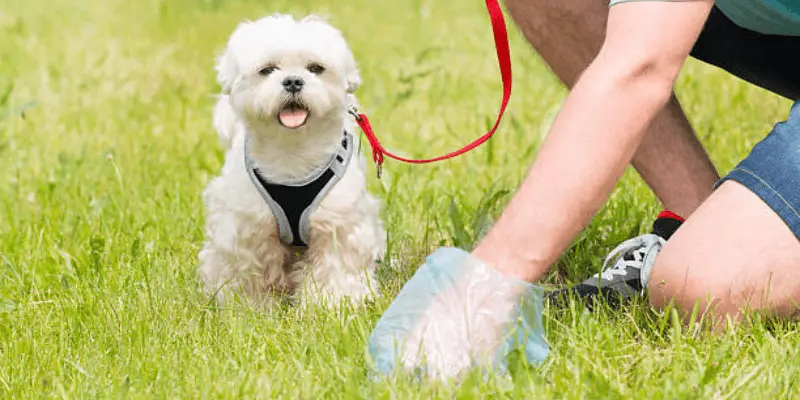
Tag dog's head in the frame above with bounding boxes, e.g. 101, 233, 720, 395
215, 14, 360, 133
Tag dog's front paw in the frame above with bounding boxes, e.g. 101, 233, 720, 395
293, 266, 378, 309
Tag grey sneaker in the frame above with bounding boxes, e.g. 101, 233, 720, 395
546, 214, 682, 309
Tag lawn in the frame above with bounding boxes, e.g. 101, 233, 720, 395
1, 0, 797, 398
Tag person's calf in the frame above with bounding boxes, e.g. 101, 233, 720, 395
631, 95, 719, 218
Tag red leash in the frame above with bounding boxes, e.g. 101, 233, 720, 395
350, 0, 512, 178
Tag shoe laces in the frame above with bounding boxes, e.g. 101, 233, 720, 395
599, 234, 665, 283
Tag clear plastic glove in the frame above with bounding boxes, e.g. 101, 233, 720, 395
367, 247, 549, 381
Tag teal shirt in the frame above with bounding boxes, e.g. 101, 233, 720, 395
610, 0, 800, 36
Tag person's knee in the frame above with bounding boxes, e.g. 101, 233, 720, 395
648, 174, 800, 322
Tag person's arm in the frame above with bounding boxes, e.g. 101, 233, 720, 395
473, 0, 715, 281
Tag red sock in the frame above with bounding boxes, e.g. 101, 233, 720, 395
652, 210, 684, 239
657, 210, 685, 222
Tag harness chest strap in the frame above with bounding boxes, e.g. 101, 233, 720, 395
244, 132, 354, 247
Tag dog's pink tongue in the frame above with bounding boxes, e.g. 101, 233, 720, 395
279, 109, 308, 128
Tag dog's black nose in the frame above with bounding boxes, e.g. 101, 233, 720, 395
282, 76, 304, 93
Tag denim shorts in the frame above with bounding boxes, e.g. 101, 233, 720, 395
690, 7, 800, 238
716, 102, 800, 238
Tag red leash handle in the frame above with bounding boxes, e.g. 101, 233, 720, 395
352, 0, 512, 178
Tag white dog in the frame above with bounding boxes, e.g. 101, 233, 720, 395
198, 14, 386, 308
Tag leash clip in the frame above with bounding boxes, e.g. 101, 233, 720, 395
347, 105, 362, 122
348, 104, 382, 179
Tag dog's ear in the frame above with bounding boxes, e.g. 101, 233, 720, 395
345, 52, 362, 94
215, 47, 237, 95
216, 21, 254, 94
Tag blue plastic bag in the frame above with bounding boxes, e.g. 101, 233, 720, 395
367, 247, 549, 381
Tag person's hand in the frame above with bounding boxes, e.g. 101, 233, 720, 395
367, 247, 549, 381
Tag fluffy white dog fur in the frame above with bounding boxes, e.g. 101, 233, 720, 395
198, 14, 386, 308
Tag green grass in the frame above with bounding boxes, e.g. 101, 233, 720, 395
1, 0, 797, 398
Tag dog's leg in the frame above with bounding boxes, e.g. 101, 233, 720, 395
294, 197, 387, 307
198, 183, 293, 310
198, 243, 291, 310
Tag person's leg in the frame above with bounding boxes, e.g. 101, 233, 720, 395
648, 102, 800, 323
649, 183, 800, 323
503, 0, 719, 217
504, 0, 717, 308
525, 1, 800, 308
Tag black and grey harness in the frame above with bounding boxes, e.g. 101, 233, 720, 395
245, 133, 355, 247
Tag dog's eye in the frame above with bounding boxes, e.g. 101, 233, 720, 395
259, 65, 278, 76
307, 63, 325, 74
